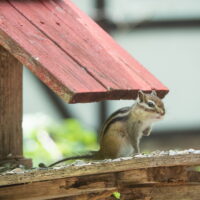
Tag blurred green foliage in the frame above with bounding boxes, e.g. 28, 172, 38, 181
23, 117, 98, 167
113, 192, 121, 199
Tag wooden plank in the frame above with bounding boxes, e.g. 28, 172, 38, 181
120, 184, 200, 200
54, 0, 169, 97
0, 2, 108, 103
56, 191, 116, 200
0, 46, 23, 159
117, 166, 200, 185
1, 151, 200, 186
0, 174, 116, 200
0, 165, 200, 199
10, 0, 131, 90
0, 46, 32, 167
1, 0, 168, 102
10, 0, 148, 92
2, 183, 200, 200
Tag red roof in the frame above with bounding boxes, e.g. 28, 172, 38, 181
0, 0, 168, 103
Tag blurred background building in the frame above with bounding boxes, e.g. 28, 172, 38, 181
23, 0, 200, 155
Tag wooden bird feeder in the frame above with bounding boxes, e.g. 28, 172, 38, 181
0, 0, 168, 167
7, 0, 200, 200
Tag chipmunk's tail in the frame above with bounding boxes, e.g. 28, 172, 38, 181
48, 151, 97, 167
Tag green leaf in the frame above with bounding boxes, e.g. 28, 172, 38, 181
113, 192, 121, 199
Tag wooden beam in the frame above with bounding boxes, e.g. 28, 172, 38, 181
1, 152, 200, 186
56, 191, 117, 200
0, 46, 32, 167
0, 174, 116, 200
120, 184, 200, 200
0, 165, 200, 200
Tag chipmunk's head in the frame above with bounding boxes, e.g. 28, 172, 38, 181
136, 90, 165, 120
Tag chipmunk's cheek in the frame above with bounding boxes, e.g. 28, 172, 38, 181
153, 113, 163, 120
157, 114, 164, 120
149, 113, 159, 120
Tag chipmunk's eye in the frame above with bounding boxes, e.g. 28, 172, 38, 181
147, 101, 155, 108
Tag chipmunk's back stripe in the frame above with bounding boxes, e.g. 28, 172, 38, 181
107, 106, 130, 121
103, 115, 129, 135
101, 106, 130, 137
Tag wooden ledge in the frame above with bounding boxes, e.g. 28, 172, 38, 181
0, 150, 200, 199
1, 150, 200, 187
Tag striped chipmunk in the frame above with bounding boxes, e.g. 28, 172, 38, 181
44, 90, 165, 167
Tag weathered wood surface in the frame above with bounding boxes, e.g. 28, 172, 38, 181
0, 173, 116, 200
56, 191, 117, 200
1, 151, 200, 199
0, 46, 22, 159
0, 165, 200, 199
1, 152, 200, 186
0, 46, 32, 167
0, 0, 168, 103
120, 184, 200, 200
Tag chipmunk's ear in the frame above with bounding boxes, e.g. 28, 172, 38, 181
138, 90, 145, 102
151, 90, 157, 96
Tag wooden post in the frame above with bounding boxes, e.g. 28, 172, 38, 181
0, 46, 32, 167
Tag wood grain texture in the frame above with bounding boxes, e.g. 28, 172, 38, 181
0, 174, 116, 200
0, 165, 200, 199
0, 1, 106, 103
12, 0, 152, 91
1, 152, 200, 187
56, 0, 169, 96
0, 46, 23, 159
0, 0, 168, 103
120, 184, 200, 200
0, 46, 32, 167
54, 191, 116, 200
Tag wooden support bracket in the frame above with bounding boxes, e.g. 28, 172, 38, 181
0, 46, 32, 168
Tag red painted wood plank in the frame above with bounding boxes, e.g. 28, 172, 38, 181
55, 0, 169, 93
10, 0, 154, 93
0, 2, 107, 103
0, 0, 168, 103
9, 0, 143, 92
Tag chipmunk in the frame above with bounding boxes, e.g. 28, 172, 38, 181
42, 90, 165, 167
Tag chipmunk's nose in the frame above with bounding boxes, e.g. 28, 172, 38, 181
157, 107, 165, 116
160, 109, 165, 116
